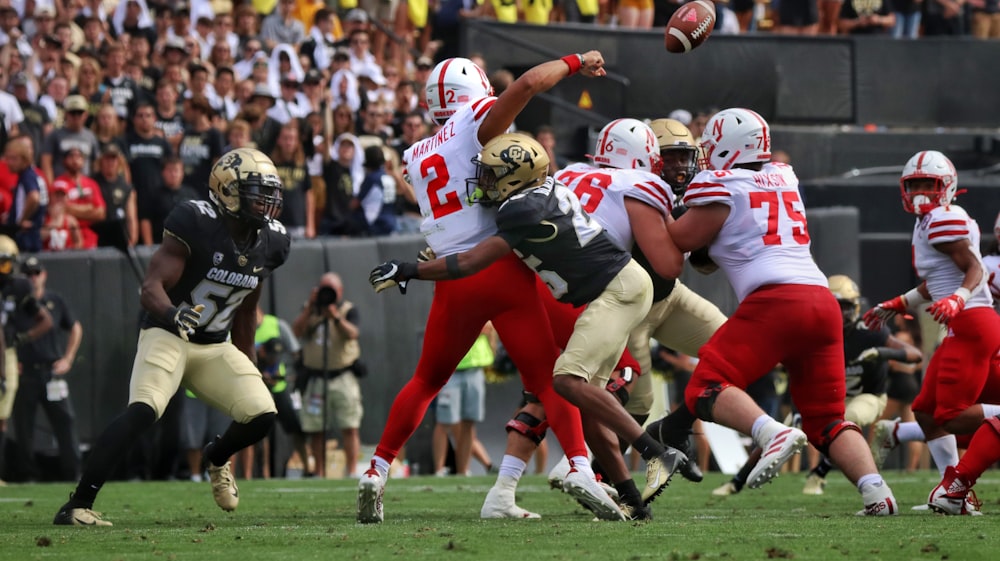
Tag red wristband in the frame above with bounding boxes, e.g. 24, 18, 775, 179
561, 54, 583, 75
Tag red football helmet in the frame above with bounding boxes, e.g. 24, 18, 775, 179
900, 150, 958, 215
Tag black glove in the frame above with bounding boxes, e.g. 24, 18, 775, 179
370, 260, 418, 294
168, 304, 204, 341
11, 332, 30, 347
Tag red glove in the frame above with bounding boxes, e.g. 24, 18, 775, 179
862, 295, 908, 330
928, 293, 966, 324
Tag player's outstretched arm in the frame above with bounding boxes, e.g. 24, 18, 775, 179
478, 51, 606, 145
370, 237, 512, 292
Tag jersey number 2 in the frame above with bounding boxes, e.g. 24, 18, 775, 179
421, 153, 462, 219
749, 191, 809, 245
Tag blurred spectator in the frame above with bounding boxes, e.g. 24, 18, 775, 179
3, 136, 47, 252
272, 122, 315, 239
924, 0, 966, 35
300, 70, 328, 116
353, 145, 397, 237
181, 389, 231, 482
91, 104, 127, 156
433, 326, 494, 477
225, 119, 255, 151
11, 257, 81, 482
330, 67, 361, 114
390, 111, 427, 234
112, 0, 156, 47
52, 146, 106, 249
232, 38, 265, 81
357, 101, 392, 143
891, 0, 923, 38
619, 0, 655, 28
970, 0, 1000, 38
213, 67, 240, 121
139, 157, 199, 246
38, 75, 70, 130
243, 89, 283, 154
0, 76, 23, 143
92, 145, 138, 249
153, 80, 184, 151
301, 8, 339, 74
332, 103, 357, 138
10, 73, 50, 160
100, 42, 143, 119
261, 0, 306, 50
839, 0, 895, 34
776, 0, 820, 34
178, 95, 224, 199
269, 73, 310, 125
43, 180, 84, 251
124, 101, 173, 204
536, 125, 567, 174
209, 11, 239, 59
184, 62, 220, 110
317, 133, 362, 236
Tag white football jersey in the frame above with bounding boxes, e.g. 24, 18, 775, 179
403, 97, 498, 254
912, 205, 992, 310
983, 253, 1000, 313
555, 162, 673, 252
682, 162, 827, 302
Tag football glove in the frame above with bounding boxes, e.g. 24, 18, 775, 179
171, 304, 205, 341
862, 295, 908, 331
852, 347, 881, 364
11, 332, 30, 347
417, 247, 436, 263
928, 293, 965, 324
370, 260, 418, 294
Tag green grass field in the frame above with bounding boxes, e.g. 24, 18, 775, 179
1, 471, 996, 561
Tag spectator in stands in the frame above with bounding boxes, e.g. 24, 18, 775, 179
42, 181, 84, 251
39, 75, 69, 129
536, 125, 567, 174
153, 80, 184, 152
353, 145, 397, 237
10, 73, 51, 160
269, 73, 311, 125
332, 103, 357, 138
233, 38, 265, 81
185, 62, 221, 110
347, 30, 384, 87
3, 136, 46, 252
923, 0, 966, 35
91, 104, 127, 157
272, 122, 315, 239
357, 101, 392, 143
209, 11, 239, 59
300, 69, 328, 116
100, 42, 143, 119
619, 0, 655, 29
92, 145, 138, 249
124, 101, 172, 205
41, 95, 100, 185
225, 119, 255, 152
261, 0, 306, 51
213, 67, 240, 121
970, 0, 1000, 38
178, 95, 225, 199
243, 89, 283, 155
301, 8, 339, 76
839, 0, 895, 34
139, 157, 199, 246
776, 0, 820, 34
52, 146, 105, 250
890, 0, 923, 38
317, 133, 362, 237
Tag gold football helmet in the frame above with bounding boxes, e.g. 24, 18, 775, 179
0, 235, 18, 277
828, 274, 861, 325
468, 133, 550, 204
649, 118, 699, 197
208, 147, 283, 226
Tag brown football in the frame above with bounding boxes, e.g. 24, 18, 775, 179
665, 0, 716, 54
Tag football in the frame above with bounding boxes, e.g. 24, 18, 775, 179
665, 0, 716, 54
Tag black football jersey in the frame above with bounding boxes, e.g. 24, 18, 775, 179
140, 200, 291, 344
1, 275, 41, 343
844, 321, 890, 397
497, 178, 631, 306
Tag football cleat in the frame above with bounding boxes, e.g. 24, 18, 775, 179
645, 419, 703, 483
641, 446, 689, 504
802, 473, 826, 495
870, 418, 900, 471
747, 427, 807, 489
53, 501, 113, 527
547, 455, 572, 490
712, 481, 740, 496
856, 480, 899, 516
208, 461, 239, 512
620, 500, 653, 521
357, 460, 386, 524
927, 466, 983, 516
562, 468, 626, 521
480, 486, 541, 519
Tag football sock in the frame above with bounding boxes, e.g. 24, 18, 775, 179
751, 415, 782, 448
569, 455, 593, 475
206, 413, 276, 466
926, 434, 959, 477
812, 455, 832, 478
659, 406, 697, 438
632, 432, 666, 461
732, 453, 754, 490
372, 456, 391, 479
498, 455, 527, 479
979, 404, 1000, 419
73, 403, 157, 507
895, 421, 924, 442
614, 479, 642, 506
955, 423, 1000, 485
856, 473, 884, 492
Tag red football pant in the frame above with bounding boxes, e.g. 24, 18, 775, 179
684, 284, 846, 445
374, 252, 586, 462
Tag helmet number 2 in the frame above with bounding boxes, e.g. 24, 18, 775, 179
748, 191, 809, 246
421, 153, 463, 219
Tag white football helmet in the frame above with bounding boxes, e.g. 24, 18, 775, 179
900, 150, 958, 215
424, 58, 493, 124
698, 108, 771, 170
590, 118, 662, 174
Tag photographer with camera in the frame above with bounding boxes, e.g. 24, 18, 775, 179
292, 272, 364, 478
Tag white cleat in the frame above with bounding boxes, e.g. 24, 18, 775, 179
802, 474, 826, 495
927, 466, 983, 516
870, 419, 899, 471
480, 486, 541, 519
547, 456, 571, 490
856, 480, 899, 516
712, 481, 739, 496
747, 427, 807, 489
562, 469, 626, 521
357, 461, 385, 524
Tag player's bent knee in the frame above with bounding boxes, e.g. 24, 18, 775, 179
230, 395, 278, 424
692, 382, 728, 422
506, 412, 549, 445
815, 420, 862, 456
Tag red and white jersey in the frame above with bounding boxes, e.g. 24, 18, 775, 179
683, 162, 827, 301
912, 205, 992, 310
983, 254, 1000, 313
555, 162, 673, 251
403, 96, 498, 254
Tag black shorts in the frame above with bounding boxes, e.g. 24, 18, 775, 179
778, 0, 819, 27
886, 370, 921, 403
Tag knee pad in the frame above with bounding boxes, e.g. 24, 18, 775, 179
605, 367, 635, 407
815, 420, 862, 457
518, 390, 541, 408
693, 382, 728, 422
505, 412, 549, 445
